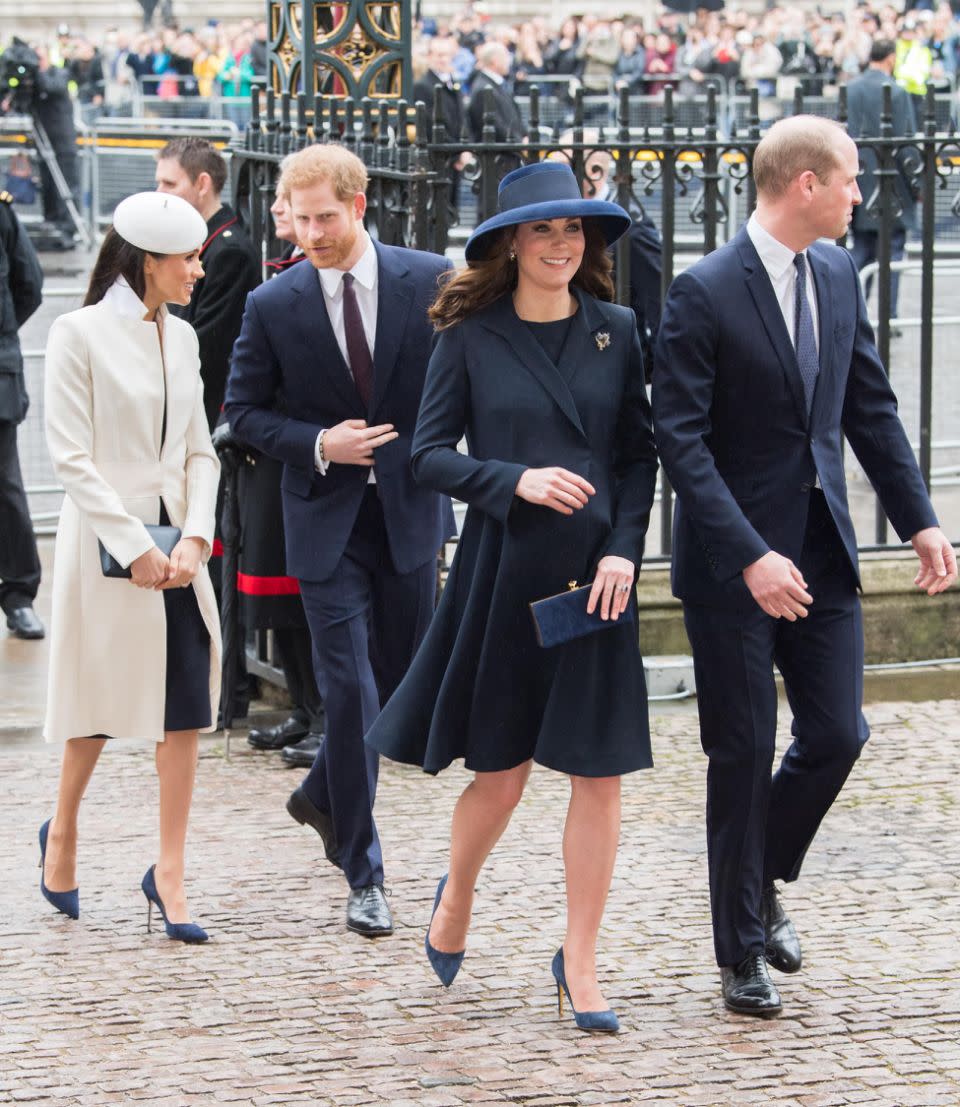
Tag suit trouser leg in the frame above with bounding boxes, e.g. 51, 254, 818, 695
764, 494, 869, 885
0, 423, 42, 615
298, 559, 383, 889
369, 557, 437, 708
683, 602, 780, 967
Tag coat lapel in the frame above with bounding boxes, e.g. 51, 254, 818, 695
560, 287, 611, 392
736, 229, 810, 428
807, 245, 834, 425
481, 295, 586, 439
290, 258, 366, 418
371, 241, 414, 417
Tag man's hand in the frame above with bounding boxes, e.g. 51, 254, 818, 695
743, 551, 812, 620
911, 527, 958, 595
515, 467, 595, 515
322, 420, 398, 466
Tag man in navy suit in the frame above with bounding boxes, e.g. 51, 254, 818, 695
224, 144, 453, 937
653, 116, 956, 1017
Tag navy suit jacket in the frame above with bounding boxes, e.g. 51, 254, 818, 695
223, 240, 454, 582
652, 226, 938, 611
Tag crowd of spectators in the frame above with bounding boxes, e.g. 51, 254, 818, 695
413, 2, 960, 108
2, 18, 270, 123
5, 2, 960, 127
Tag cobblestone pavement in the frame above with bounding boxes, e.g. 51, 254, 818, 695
1, 699, 959, 1107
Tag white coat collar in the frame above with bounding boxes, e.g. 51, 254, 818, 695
101, 276, 168, 323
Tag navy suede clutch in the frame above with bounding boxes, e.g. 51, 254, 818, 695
98, 525, 181, 579
529, 582, 636, 649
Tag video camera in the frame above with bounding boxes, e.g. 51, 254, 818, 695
0, 39, 40, 114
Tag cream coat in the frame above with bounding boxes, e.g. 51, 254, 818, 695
43, 280, 222, 743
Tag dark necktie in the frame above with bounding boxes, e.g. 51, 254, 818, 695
341, 272, 373, 409
793, 253, 819, 414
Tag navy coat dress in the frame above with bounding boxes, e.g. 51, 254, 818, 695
365, 287, 659, 778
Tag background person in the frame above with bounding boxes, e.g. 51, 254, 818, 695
39, 192, 222, 942
0, 189, 44, 640
846, 38, 917, 332
365, 162, 659, 1033
233, 178, 326, 767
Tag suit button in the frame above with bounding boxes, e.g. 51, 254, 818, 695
800, 482, 811, 493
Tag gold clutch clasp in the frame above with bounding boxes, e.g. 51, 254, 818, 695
567, 580, 578, 591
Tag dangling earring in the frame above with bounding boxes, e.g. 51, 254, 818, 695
509, 251, 516, 261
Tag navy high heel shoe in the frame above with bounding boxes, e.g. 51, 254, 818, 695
425, 874, 465, 987
551, 948, 619, 1034
38, 820, 79, 920
141, 866, 209, 943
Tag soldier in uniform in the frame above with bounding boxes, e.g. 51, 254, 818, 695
237, 180, 326, 767
155, 138, 260, 430
0, 189, 45, 639
155, 137, 260, 717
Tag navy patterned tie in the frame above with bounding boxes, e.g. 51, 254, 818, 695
793, 253, 819, 414
342, 272, 373, 409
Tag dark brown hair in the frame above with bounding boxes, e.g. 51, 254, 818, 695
158, 137, 228, 195
83, 227, 165, 307
429, 220, 615, 331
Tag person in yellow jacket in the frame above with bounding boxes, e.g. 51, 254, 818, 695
895, 18, 933, 99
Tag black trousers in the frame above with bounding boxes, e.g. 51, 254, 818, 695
0, 422, 41, 615
683, 492, 870, 967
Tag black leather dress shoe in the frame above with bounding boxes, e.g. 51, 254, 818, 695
280, 731, 324, 768
286, 786, 339, 867
247, 715, 309, 751
346, 884, 393, 937
6, 606, 44, 640
761, 884, 802, 974
721, 953, 782, 1017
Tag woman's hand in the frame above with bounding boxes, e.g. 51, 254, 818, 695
129, 546, 171, 590
515, 468, 596, 515
160, 536, 206, 590
587, 555, 636, 621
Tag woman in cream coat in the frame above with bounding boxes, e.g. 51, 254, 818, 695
39, 192, 222, 943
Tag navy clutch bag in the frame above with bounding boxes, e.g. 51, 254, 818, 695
98, 525, 181, 579
529, 581, 636, 649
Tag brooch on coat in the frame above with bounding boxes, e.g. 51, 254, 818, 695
595, 331, 611, 351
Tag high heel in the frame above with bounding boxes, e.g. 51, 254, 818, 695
425, 874, 465, 987
38, 820, 79, 920
551, 948, 619, 1034
141, 866, 209, 943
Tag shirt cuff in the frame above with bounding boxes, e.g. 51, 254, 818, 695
314, 429, 329, 475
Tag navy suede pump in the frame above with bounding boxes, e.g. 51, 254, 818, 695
551, 947, 619, 1033
38, 820, 79, 920
425, 874, 465, 987
141, 865, 209, 943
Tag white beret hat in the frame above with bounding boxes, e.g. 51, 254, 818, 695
112, 191, 207, 254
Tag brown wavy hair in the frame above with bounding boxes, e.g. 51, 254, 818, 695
429, 220, 615, 331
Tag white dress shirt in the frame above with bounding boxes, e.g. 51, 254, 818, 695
313, 232, 378, 479
746, 213, 819, 353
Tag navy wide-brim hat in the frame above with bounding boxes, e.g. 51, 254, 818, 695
464, 161, 631, 263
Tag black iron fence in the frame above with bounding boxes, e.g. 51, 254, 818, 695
231, 82, 960, 556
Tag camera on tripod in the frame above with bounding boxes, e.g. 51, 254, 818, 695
0, 39, 40, 115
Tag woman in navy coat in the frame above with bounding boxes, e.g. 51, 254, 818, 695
366, 162, 658, 1032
